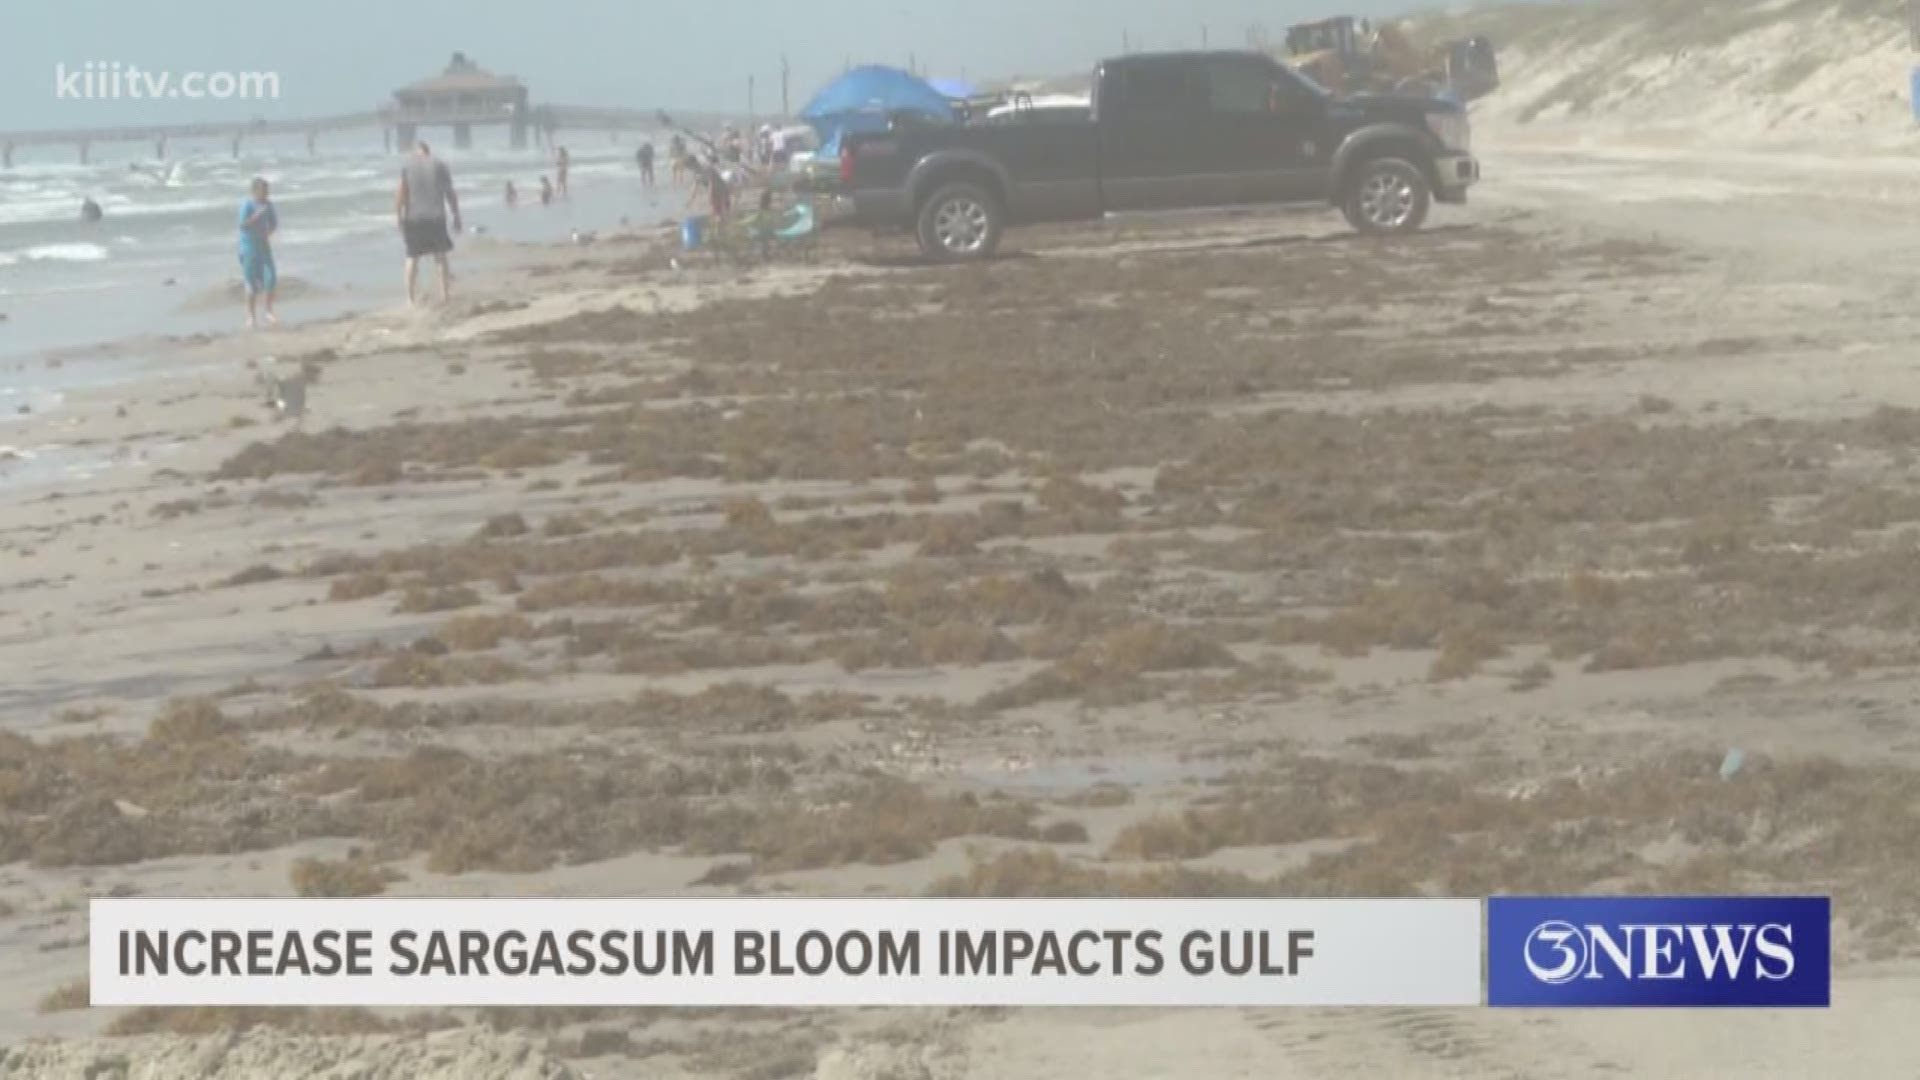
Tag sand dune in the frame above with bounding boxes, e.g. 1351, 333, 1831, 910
1416, 0, 1917, 146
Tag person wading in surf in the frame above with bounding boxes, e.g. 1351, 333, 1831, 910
394, 141, 461, 306
238, 177, 279, 328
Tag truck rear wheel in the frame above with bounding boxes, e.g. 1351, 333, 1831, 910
915, 182, 1003, 262
1341, 157, 1431, 236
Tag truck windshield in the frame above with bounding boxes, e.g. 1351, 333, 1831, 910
1287, 67, 1333, 99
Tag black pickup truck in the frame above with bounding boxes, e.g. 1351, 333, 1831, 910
835, 50, 1479, 261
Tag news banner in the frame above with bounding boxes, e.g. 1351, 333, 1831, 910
87, 895, 1829, 1008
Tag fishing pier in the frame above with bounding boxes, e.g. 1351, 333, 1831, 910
1, 54, 730, 166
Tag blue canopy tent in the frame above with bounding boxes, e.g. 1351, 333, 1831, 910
802, 66, 957, 158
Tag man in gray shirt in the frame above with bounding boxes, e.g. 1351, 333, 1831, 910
395, 141, 462, 306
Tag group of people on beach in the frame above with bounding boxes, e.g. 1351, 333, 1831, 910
232, 138, 463, 327
502, 132, 746, 227
224, 125, 762, 329
672, 124, 780, 225
503, 146, 571, 210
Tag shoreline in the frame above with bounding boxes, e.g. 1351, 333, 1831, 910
0, 149, 682, 367
0, 215, 685, 495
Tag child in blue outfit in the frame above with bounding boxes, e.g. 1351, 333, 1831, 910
239, 177, 279, 327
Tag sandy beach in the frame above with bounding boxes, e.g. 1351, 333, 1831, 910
5, 115, 1920, 1077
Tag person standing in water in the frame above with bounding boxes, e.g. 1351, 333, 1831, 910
686, 155, 731, 223
394, 141, 461, 307
554, 146, 570, 199
637, 141, 655, 188
238, 177, 278, 328
669, 134, 688, 184
539, 176, 554, 206
504, 180, 519, 209
79, 197, 103, 223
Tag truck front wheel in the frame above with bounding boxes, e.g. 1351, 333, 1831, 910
1341, 157, 1432, 236
915, 183, 1003, 262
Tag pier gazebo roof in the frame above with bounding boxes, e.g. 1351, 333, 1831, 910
398, 53, 524, 96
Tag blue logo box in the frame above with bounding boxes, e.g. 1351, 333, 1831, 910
1487, 896, 1830, 1007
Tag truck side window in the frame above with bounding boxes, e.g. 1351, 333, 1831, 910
1111, 60, 1205, 116
1206, 58, 1282, 115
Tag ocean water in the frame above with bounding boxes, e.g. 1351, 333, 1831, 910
0, 132, 678, 363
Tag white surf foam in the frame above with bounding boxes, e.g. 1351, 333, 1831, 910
20, 242, 111, 263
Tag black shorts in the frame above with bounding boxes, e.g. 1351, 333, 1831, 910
401, 217, 453, 258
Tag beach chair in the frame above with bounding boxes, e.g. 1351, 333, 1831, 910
706, 210, 768, 266
709, 197, 821, 265
764, 200, 820, 263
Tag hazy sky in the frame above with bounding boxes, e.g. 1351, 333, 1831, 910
3, 0, 1422, 131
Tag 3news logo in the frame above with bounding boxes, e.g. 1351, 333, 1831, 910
1487, 897, 1830, 1007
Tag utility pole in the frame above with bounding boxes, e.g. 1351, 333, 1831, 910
781, 55, 790, 119
748, 75, 756, 131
